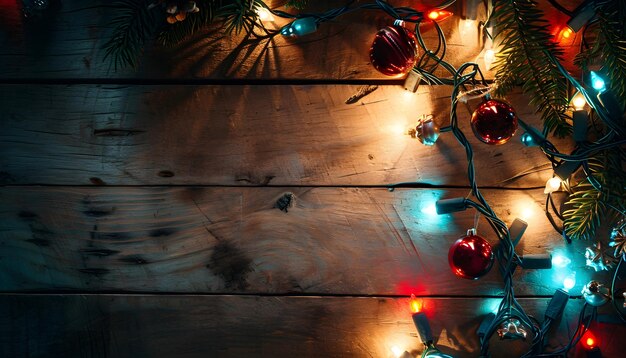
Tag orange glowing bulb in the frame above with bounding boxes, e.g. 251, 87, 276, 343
409, 294, 421, 313
561, 27, 573, 39
427, 10, 453, 22
586, 337, 595, 347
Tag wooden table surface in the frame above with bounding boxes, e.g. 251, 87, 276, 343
1, 1, 624, 357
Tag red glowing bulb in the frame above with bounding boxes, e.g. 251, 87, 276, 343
581, 329, 598, 350
427, 10, 453, 22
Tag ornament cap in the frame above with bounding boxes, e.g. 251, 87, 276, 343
416, 115, 440, 146
582, 280, 611, 307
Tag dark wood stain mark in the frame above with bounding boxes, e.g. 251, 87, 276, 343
89, 177, 106, 185
83, 208, 115, 217
158, 170, 175, 178
80, 248, 120, 257
149, 228, 176, 237
90, 232, 130, 241
207, 241, 253, 290
28, 222, 54, 247
18, 211, 38, 220
93, 128, 145, 137
119, 255, 149, 265
78, 268, 110, 276
275, 193, 294, 213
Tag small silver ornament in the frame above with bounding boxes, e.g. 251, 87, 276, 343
581, 280, 611, 307
497, 319, 527, 340
584, 242, 614, 272
415, 114, 440, 146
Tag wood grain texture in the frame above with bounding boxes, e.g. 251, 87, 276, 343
1, 294, 624, 358
0, 186, 603, 295
0, 0, 581, 80
0, 84, 571, 187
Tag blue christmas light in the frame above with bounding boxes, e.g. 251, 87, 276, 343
590, 71, 606, 93
281, 17, 318, 37
551, 254, 571, 268
562, 274, 576, 291
520, 132, 536, 146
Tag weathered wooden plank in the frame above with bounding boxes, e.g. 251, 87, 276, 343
0, 186, 602, 295
0, 0, 580, 80
1, 295, 623, 358
0, 84, 570, 187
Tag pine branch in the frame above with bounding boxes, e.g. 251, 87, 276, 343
103, 0, 164, 70
490, 0, 571, 137
217, 0, 263, 34
563, 150, 626, 241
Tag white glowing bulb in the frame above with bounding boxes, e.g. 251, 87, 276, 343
563, 275, 576, 290
256, 7, 274, 22
421, 203, 437, 216
391, 346, 403, 358
520, 207, 534, 220
551, 255, 571, 268
571, 92, 586, 111
544, 177, 562, 194
484, 49, 496, 70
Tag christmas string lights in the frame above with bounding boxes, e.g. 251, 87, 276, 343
102, 0, 624, 356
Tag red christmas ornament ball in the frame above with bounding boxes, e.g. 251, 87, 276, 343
448, 231, 494, 280
369, 25, 418, 77
470, 99, 518, 145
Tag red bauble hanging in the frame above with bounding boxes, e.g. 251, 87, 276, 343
448, 229, 494, 280
470, 98, 518, 145
369, 25, 418, 77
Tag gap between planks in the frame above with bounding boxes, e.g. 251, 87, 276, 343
0, 292, 582, 299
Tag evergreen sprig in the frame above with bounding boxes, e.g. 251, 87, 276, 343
563, 150, 626, 241
489, 0, 571, 137
575, 0, 626, 107
103, 0, 164, 70
105, 0, 311, 68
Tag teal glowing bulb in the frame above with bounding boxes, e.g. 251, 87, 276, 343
551, 255, 571, 268
563, 275, 575, 290
590, 71, 606, 92
281, 17, 318, 37
520, 132, 536, 146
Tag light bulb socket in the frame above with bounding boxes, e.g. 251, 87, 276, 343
566, 0, 596, 33
520, 254, 552, 269
412, 311, 433, 345
572, 110, 588, 142
404, 71, 422, 92
462, 0, 481, 20
544, 288, 569, 320
435, 198, 467, 214
477, 312, 496, 337
554, 160, 582, 181
509, 218, 528, 247
586, 347, 603, 358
